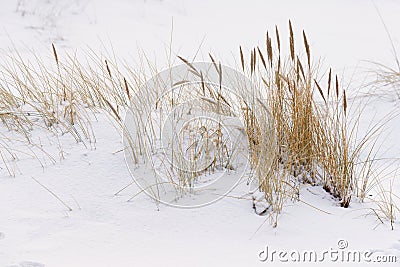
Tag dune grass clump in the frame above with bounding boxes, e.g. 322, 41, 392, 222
0, 21, 397, 228
239, 21, 389, 226
0, 46, 137, 175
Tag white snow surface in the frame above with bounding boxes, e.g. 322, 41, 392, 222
1, 0, 400, 266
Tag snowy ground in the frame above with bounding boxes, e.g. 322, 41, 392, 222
1, 1, 400, 266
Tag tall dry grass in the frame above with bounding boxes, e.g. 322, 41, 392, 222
0, 45, 136, 176
0, 23, 397, 227
240, 21, 394, 226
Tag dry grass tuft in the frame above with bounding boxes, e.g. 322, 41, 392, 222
239, 21, 395, 226
0, 22, 397, 228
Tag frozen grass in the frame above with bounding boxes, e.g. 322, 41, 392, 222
239, 22, 390, 226
214, 22, 398, 226
0, 21, 398, 228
